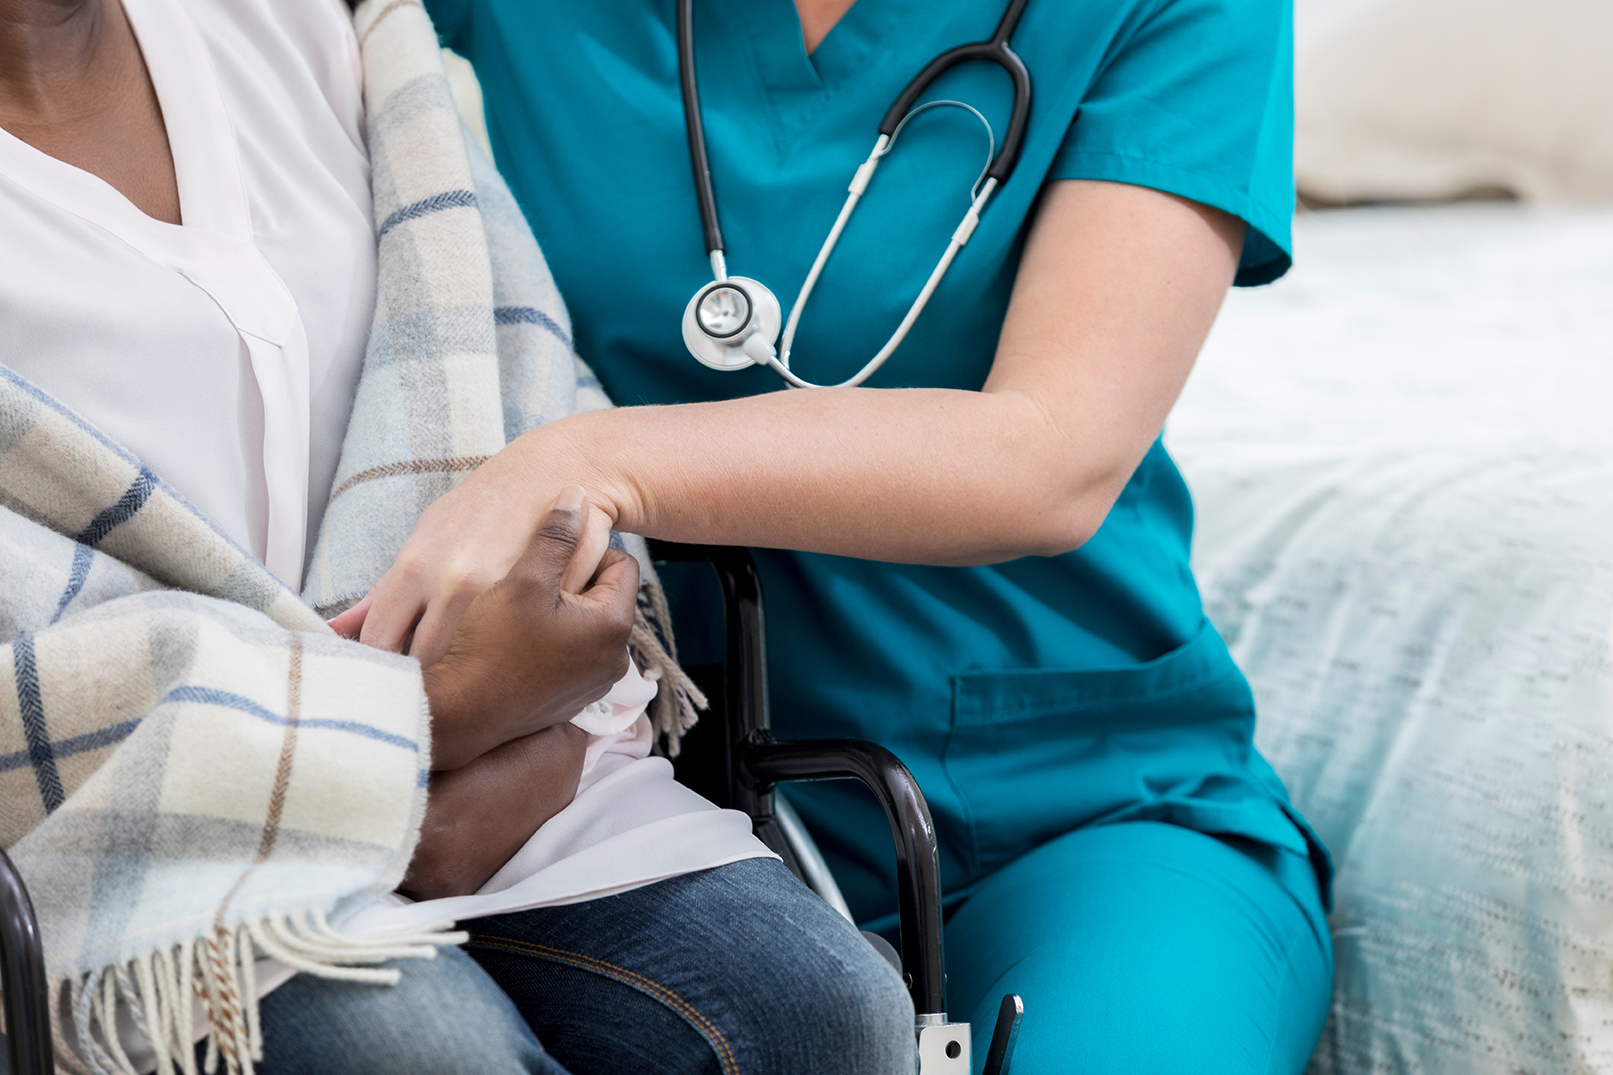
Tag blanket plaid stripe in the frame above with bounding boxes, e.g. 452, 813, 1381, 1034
1, 1, 701, 1071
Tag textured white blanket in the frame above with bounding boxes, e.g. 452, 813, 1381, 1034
1170, 204, 1613, 1074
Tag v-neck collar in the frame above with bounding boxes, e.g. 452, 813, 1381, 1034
0, 0, 248, 240
727, 0, 924, 130
126, 0, 253, 239
0, 0, 310, 584
802, 0, 922, 91
0, 0, 293, 344
738, 0, 922, 94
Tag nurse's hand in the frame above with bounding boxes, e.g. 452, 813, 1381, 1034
400, 721, 589, 900
341, 489, 639, 772
333, 478, 621, 669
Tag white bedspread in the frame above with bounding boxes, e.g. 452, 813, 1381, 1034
1167, 205, 1613, 1075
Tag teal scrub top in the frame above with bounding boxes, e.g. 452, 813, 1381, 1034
427, 0, 1331, 923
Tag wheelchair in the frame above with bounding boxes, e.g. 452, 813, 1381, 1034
0, 544, 1022, 1075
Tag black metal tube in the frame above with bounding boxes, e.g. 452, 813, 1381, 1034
982, 993, 1024, 1075
648, 542, 948, 1017
741, 738, 946, 1017
676, 0, 726, 257
645, 541, 772, 817
1, 847, 54, 1075
876, 0, 1034, 184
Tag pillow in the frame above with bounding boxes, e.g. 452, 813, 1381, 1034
1294, 0, 1613, 202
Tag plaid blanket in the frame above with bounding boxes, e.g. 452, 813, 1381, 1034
0, 374, 439, 1075
310, 0, 700, 748
1, 2, 699, 1071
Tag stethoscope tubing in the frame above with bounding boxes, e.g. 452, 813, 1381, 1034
677, 0, 725, 257
766, 168, 997, 388
878, 0, 1033, 182
676, 0, 1032, 388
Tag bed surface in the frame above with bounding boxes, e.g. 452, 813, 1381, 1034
1168, 204, 1613, 1075
1174, 203, 1613, 461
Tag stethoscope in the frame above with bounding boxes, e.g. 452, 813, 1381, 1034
677, 0, 1033, 387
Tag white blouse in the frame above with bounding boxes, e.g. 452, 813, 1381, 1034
0, 0, 373, 586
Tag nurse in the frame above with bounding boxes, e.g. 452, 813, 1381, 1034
360, 0, 1335, 1069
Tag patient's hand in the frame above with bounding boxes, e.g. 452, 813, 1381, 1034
412, 488, 639, 771
400, 722, 589, 900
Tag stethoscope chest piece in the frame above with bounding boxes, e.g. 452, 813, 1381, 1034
681, 275, 782, 371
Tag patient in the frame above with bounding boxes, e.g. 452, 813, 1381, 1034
0, 0, 912, 1073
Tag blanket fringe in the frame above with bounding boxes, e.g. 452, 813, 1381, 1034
631, 575, 708, 756
49, 980, 90, 1075
51, 913, 466, 1075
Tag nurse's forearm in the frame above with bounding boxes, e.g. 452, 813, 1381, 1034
360, 182, 1242, 656
501, 181, 1242, 564
527, 387, 1119, 565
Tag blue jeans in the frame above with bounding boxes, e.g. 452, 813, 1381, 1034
4, 860, 909, 1075
244, 946, 560, 1074
465, 857, 917, 1075
0, 946, 557, 1075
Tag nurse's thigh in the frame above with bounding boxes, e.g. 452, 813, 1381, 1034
945, 821, 1332, 1075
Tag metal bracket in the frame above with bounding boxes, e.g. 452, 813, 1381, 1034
916, 1018, 971, 1075
915, 993, 1022, 1075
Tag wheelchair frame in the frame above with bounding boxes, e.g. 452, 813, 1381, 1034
651, 542, 1021, 1075
0, 545, 1020, 1075
1, 842, 51, 1075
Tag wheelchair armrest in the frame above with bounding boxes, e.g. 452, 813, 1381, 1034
646, 541, 948, 1015
1, 846, 54, 1075
647, 541, 1022, 1073
741, 736, 946, 1019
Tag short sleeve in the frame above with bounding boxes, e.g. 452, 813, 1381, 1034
420, 0, 471, 49
1049, 0, 1295, 286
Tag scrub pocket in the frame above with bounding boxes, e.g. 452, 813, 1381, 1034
942, 620, 1266, 879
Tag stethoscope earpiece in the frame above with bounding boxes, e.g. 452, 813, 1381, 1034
681, 275, 782, 372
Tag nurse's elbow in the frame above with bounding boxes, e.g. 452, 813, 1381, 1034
1021, 507, 1102, 558
1016, 472, 1125, 559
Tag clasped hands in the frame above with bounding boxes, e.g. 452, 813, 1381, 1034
331, 486, 638, 900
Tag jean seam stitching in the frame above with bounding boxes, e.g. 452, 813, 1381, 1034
468, 934, 742, 1075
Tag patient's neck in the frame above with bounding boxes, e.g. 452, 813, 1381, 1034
0, 0, 182, 225
0, 0, 105, 113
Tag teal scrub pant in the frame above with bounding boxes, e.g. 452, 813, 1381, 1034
944, 821, 1332, 1074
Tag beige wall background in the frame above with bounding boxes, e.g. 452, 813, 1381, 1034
1295, 0, 1613, 203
